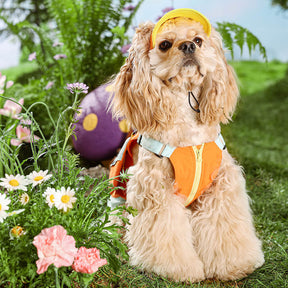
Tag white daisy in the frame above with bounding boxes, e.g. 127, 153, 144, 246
0, 193, 11, 223
43, 187, 57, 208
54, 187, 77, 212
19, 193, 30, 205
27, 170, 52, 187
7, 209, 25, 216
0, 174, 30, 191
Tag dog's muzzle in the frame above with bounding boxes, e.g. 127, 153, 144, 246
179, 42, 198, 67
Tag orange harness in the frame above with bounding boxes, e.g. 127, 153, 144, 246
109, 133, 225, 207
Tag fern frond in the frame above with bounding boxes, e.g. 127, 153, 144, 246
216, 22, 268, 62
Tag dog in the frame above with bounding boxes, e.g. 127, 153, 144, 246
108, 8, 264, 283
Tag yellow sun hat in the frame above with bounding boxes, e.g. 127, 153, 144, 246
150, 8, 211, 49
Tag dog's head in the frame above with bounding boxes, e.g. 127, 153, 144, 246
111, 9, 239, 133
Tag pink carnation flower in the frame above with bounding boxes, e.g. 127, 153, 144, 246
72, 247, 107, 274
33, 225, 78, 274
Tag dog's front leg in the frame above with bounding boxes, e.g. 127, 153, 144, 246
124, 152, 205, 283
190, 151, 264, 280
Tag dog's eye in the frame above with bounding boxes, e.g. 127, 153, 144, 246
193, 37, 202, 47
159, 40, 172, 52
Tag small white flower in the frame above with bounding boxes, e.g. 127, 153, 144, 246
0, 193, 11, 223
27, 170, 52, 187
54, 187, 77, 212
43, 187, 57, 208
7, 209, 25, 216
19, 193, 30, 205
0, 174, 30, 191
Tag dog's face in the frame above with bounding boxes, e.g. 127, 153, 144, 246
150, 18, 217, 86
111, 17, 239, 133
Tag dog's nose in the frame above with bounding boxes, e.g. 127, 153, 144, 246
178, 42, 196, 54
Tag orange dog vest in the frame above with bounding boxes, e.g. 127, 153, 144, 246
109, 133, 225, 206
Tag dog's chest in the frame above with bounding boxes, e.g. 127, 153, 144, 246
159, 94, 220, 147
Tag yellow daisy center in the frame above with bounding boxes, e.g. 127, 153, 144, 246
50, 194, 55, 203
21, 194, 29, 204
0, 204, 2, 210
9, 179, 19, 187
61, 195, 70, 204
34, 176, 44, 181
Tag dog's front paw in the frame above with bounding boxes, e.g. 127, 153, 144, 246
164, 258, 205, 283
181, 262, 205, 283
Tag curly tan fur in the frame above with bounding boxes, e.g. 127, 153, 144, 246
110, 18, 264, 283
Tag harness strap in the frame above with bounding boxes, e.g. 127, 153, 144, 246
111, 136, 131, 166
214, 134, 226, 150
137, 134, 176, 157
137, 133, 226, 157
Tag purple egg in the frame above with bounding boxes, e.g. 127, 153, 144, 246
72, 84, 129, 161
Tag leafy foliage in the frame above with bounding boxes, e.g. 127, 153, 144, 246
0, 0, 144, 90
216, 22, 268, 61
0, 0, 51, 41
272, 0, 288, 9
0, 0, 144, 140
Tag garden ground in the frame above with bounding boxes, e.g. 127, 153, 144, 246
2, 60, 288, 287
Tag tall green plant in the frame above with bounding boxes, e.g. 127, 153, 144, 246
45, 0, 144, 89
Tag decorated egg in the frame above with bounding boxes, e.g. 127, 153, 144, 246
72, 84, 129, 161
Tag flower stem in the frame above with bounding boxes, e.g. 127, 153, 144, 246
54, 266, 60, 288
80, 273, 94, 288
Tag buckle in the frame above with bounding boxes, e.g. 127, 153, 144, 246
137, 134, 143, 145
158, 144, 166, 156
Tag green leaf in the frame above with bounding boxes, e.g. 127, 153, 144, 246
111, 26, 126, 39
216, 22, 268, 62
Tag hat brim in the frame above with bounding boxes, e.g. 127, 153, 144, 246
151, 8, 211, 49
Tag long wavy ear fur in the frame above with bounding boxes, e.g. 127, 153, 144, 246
199, 28, 239, 125
110, 21, 175, 133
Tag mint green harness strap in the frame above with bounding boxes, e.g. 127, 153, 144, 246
137, 134, 176, 157
137, 134, 226, 157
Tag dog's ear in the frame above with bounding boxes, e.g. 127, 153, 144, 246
111, 21, 175, 133
199, 28, 239, 125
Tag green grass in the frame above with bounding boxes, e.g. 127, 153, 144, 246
1, 62, 38, 82
91, 61, 288, 287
